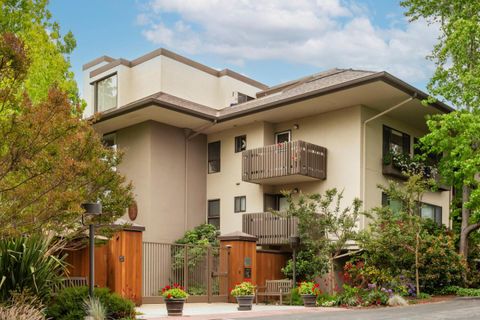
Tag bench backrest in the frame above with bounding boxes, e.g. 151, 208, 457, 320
265, 279, 292, 293
62, 276, 88, 288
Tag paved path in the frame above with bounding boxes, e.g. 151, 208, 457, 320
244, 298, 480, 320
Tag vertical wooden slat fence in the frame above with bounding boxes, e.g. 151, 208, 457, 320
242, 212, 298, 245
142, 242, 229, 303
242, 140, 327, 183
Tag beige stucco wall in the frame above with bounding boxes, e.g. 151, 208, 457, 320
116, 121, 207, 243
82, 55, 262, 118
361, 105, 451, 228
207, 122, 272, 234
207, 106, 363, 235
207, 104, 450, 236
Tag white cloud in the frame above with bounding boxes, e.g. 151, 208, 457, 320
138, 0, 438, 83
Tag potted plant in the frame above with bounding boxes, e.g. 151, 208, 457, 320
298, 281, 321, 307
160, 283, 189, 316
230, 281, 256, 311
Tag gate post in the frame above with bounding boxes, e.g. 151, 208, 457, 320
218, 231, 257, 303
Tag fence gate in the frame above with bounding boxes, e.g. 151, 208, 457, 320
142, 242, 229, 304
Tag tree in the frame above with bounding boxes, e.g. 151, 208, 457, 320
401, 0, 480, 260
281, 189, 362, 285
360, 175, 465, 295
0, 34, 133, 235
1, 0, 79, 103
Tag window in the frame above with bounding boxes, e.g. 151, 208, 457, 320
208, 141, 221, 173
382, 193, 443, 225
264, 194, 288, 211
234, 196, 246, 213
208, 199, 220, 228
235, 135, 247, 153
383, 126, 410, 157
102, 133, 116, 150
420, 202, 442, 225
94, 73, 118, 112
381, 193, 403, 215
237, 92, 254, 104
275, 130, 291, 144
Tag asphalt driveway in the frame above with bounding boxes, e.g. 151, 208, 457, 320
244, 298, 480, 320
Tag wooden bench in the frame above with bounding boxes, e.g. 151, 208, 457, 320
255, 279, 292, 305
62, 276, 88, 288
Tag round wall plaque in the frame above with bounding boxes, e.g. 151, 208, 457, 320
128, 201, 138, 221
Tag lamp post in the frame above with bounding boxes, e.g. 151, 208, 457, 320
289, 236, 300, 287
81, 202, 102, 298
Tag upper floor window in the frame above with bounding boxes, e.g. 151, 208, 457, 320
383, 126, 410, 157
237, 92, 254, 104
95, 73, 118, 112
235, 135, 247, 153
275, 130, 291, 144
208, 199, 220, 228
208, 141, 221, 173
234, 196, 246, 213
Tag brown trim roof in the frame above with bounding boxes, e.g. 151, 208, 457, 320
82, 55, 115, 70
92, 70, 453, 126
85, 48, 269, 90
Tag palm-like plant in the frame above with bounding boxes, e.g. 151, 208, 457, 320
0, 235, 66, 302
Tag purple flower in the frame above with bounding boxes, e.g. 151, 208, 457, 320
367, 283, 377, 290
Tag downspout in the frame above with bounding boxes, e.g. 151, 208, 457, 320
361, 94, 416, 228
184, 120, 218, 232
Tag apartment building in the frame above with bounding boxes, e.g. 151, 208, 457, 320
82, 48, 452, 246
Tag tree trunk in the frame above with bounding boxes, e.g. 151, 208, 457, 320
415, 232, 420, 297
459, 185, 471, 258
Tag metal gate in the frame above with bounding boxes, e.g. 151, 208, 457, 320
142, 242, 229, 303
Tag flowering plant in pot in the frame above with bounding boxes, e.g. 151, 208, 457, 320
298, 281, 321, 307
160, 283, 189, 316
230, 281, 256, 311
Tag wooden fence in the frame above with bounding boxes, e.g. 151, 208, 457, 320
64, 229, 143, 305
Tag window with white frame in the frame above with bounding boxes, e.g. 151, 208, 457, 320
234, 196, 246, 213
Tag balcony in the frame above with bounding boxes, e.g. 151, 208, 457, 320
242, 140, 327, 185
242, 212, 298, 246
382, 153, 449, 191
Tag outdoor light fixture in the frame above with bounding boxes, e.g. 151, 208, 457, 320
81, 202, 103, 297
293, 124, 299, 130
289, 236, 301, 290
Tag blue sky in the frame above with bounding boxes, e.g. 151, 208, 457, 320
49, 0, 438, 96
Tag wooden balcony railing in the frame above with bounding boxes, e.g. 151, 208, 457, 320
242, 212, 298, 246
242, 141, 327, 184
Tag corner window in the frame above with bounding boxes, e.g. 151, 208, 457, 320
208, 141, 221, 173
235, 135, 247, 153
275, 130, 291, 144
94, 73, 118, 112
382, 193, 443, 225
208, 199, 220, 228
234, 196, 246, 213
420, 203, 442, 225
237, 92, 254, 104
383, 126, 410, 157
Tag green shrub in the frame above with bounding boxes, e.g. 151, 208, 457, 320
46, 286, 135, 320
417, 292, 431, 299
456, 288, 480, 297
316, 293, 337, 306
437, 285, 460, 295
287, 288, 303, 306
364, 289, 389, 306
0, 235, 66, 303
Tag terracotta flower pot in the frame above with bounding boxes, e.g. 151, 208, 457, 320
164, 298, 186, 316
301, 294, 317, 307
236, 295, 255, 311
